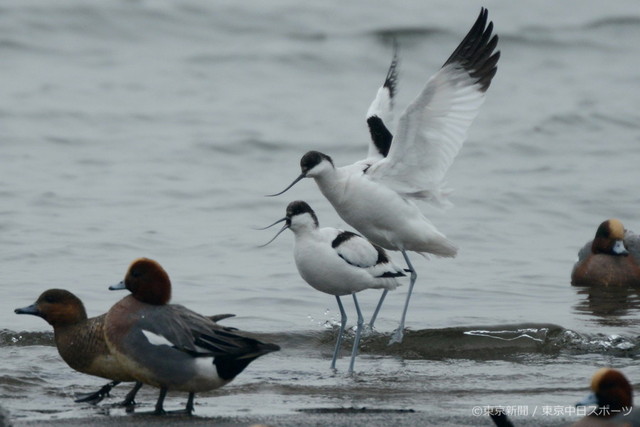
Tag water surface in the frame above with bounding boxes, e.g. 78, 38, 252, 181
2, 0, 640, 425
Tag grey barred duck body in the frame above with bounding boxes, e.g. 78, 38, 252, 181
104, 258, 279, 415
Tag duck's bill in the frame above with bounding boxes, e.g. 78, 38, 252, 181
575, 392, 598, 407
109, 281, 127, 291
265, 173, 306, 197
613, 239, 629, 255
259, 220, 290, 247
14, 303, 39, 316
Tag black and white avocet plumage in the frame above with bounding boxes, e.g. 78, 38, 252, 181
261, 201, 404, 374
365, 39, 398, 161
268, 9, 500, 344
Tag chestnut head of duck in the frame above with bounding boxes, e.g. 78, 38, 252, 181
577, 368, 633, 417
15, 289, 87, 327
592, 219, 628, 256
110, 258, 172, 305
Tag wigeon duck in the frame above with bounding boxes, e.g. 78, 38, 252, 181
488, 369, 637, 427
573, 368, 638, 426
14, 289, 143, 406
104, 258, 280, 415
572, 219, 640, 287
261, 201, 404, 374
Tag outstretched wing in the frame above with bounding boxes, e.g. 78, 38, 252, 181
367, 8, 500, 207
365, 40, 399, 160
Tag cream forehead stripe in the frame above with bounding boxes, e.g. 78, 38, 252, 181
608, 219, 625, 239
590, 367, 610, 391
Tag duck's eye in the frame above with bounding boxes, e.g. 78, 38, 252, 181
43, 295, 55, 303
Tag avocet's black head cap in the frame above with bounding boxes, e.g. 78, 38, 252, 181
266, 151, 334, 198
286, 200, 319, 227
300, 151, 333, 173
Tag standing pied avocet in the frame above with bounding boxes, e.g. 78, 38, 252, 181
261, 201, 404, 374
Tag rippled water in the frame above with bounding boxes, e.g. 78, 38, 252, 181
2, 0, 640, 425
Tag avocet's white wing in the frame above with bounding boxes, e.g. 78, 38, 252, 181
366, 8, 500, 207
331, 230, 381, 268
365, 41, 399, 161
330, 230, 405, 278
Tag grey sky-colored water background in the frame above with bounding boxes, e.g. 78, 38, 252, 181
2, 0, 640, 425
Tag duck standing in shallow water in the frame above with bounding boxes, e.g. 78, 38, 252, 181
268, 8, 500, 344
15, 289, 143, 406
261, 200, 404, 374
104, 258, 279, 415
571, 219, 640, 287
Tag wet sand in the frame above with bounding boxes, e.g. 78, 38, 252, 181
12, 409, 572, 427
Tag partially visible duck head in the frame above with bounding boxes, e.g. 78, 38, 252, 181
592, 219, 629, 256
109, 258, 171, 305
15, 289, 87, 327
577, 368, 633, 417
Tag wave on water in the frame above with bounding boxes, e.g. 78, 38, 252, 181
5, 322, 637, 360
357, 323, 638, 360
368, 26, 447, 44
0, 330, 53, 347
585, 15, 640, 29
530, 111, 640, 138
